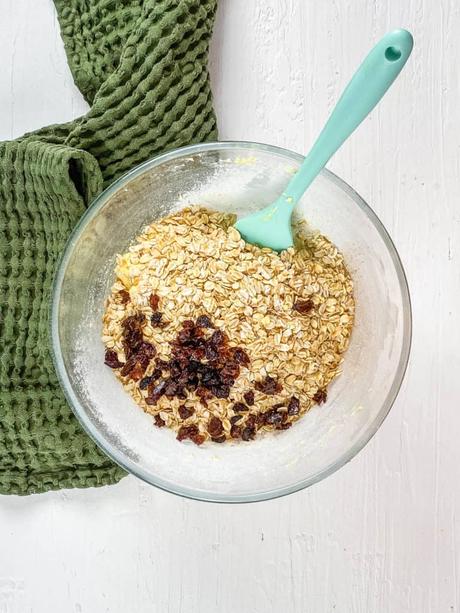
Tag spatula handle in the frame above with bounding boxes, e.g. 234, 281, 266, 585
284, 29, 414, 203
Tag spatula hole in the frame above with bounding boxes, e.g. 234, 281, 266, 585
385, 46, 402, 62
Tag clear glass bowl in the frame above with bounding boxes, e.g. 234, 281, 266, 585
51, 142, 411, 503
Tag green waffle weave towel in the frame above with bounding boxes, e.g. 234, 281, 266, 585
0, 0, 218, 495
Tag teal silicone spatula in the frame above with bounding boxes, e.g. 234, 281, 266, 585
235, 29, 413, 251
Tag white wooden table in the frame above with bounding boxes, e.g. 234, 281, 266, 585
1, 1, 459, 611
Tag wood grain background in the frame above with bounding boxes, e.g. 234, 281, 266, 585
0, 1, 459, 611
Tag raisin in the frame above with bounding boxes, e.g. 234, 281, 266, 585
243, 391, 255, 406
233, 402, 248, 413
177, 424, 199, 442
150, 367, 162, 381
241, 426, 256, 441
122, 341, 133, 359
201, 367, 221, 388
120, 355, 139, 377
154, 414, 165, 428
164, 379, 179, 398
175, 326, 203, 347
204, 343, 219, 361
123, 327, 143, 350
246, 414, 257, 428
196, 386, 212, 406
213, 385, 230, 399
230, 424, 242, 438
150, 312, 164, 327
139, 376, 153, 390
186, 360, 200, 374
277, 422, 292, 431
190, 433, 206, 446
122, 313, 146, 330
129, 362, 146, 381
293, 299, 314, 314
255, 376, 282, 395
118, 289, 130, 304
313, 388, 327, 404
221, 362, 240, 382
256, 413, 266, 427
211, 435, 226, 443
137, 341, 156, 359
104, 349, 124, 369
196, 314, 213, 328
207, 416, 224, 437
210, 330, 227, 347
178, 405, 194, 419
121, 313, 145, 355
220, 374, 236, 387
189, 346, 205, 361
149, 294, 160, 310
119, 340, 155, 380
230, 415, 243, 424
233, 347, 250, 366
146, 379, 167, 404
132, 313, 146, 324
262, 408, 283, 426
287, 396, 300, 415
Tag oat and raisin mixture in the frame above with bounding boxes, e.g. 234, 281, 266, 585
102, 207, 354, 444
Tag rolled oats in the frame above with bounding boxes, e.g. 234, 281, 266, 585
102, 207, 355, 444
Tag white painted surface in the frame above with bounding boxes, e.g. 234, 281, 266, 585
0, 0, 459, 611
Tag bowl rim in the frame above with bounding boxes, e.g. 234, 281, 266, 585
51, 140, 412, 503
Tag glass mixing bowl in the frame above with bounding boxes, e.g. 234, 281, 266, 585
51, 141, 411, 503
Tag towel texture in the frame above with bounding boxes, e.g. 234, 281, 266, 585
0, 0, 218, 495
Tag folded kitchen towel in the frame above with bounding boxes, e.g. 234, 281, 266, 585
0, 0, 218, 495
